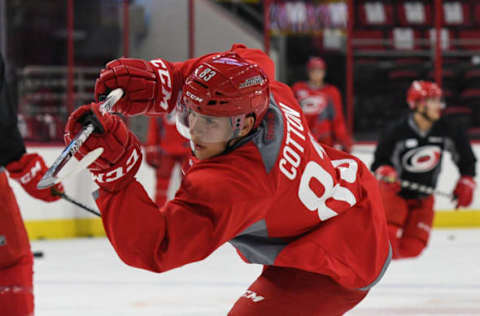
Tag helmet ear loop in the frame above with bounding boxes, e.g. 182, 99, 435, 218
225, 115, 247, 150
231, 115, 245, 138
232, 113, 257, 138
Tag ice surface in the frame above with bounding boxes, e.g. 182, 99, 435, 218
31, 229, 480, 316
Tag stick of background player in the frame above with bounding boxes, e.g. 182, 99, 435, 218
377, 175, 453, 199
0, 52, 64, 316
371, 80, 477, 260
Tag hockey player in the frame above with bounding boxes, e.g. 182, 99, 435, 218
144, 112, 189, 206
0, 53, 63, 315
372, 80, 477, 259
65, 44, 391, 315
291, 57, 352, 152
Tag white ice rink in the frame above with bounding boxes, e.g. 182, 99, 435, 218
31, 229, 480, 316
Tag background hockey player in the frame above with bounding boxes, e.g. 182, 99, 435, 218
65, 44, 390, 315
144, 112, 189, 206
0, 53, 63, 315
291, 57, 352, 153
371, 80, 477, 259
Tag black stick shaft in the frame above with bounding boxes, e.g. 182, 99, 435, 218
52, 188, 101, 217
61, 192, 101, 217
377, 175, 453, 199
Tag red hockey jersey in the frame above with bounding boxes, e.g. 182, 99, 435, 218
95, 44, 390, 290
291, 81, 352, 152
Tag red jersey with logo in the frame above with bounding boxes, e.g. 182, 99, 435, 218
371, 114, 476, 199
291, 82, 352, 151
95, 44, 391, 290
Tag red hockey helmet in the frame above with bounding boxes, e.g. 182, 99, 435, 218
406, 80, 443, 109
307, 57, 326, 71
177, 52, 270, 143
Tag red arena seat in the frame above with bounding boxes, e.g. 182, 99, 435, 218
426, 28, 454, 51
390, 28, 422, 50
357, 1, 394, 26
397, 0, 432, 26
458, 30, 480, 51
352, 30, 385, 50
442, 1, 470, 25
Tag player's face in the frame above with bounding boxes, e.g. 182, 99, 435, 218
188, 111, 233, 160
424, 97, 443, 121
309, 68, 325, 83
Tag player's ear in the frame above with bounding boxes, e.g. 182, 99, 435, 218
239, 116, 255, 137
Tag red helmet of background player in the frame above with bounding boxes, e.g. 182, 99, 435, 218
307, 57, 326, 71
176, 52, 270, 142
406, 80, 443, 109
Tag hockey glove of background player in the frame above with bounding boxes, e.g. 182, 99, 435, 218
94, 58, 174, 116
64, 102, 143, 193
375, 165, 401, 193
6, 153, 63, 202
453, 176, 476, 209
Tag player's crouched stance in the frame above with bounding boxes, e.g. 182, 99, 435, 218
372, 81, 477, 260
65, 44, 391, 315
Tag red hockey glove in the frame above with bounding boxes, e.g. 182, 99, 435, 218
453, 176, 476, 209
6, 153, 64, 202
94, 58, 172, 116
375, 165, 401, 193
65, 102, 143, 193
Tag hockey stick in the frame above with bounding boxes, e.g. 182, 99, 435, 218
377, 175, 454, 199
51, 188, 101, 217
37, 89, 124, 189
399, 179, 453, 199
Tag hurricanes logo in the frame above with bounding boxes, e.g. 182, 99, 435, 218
402, 145, 441, 173
300, 95, 328, 114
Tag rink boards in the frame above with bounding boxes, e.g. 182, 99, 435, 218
8, 144, 480, 240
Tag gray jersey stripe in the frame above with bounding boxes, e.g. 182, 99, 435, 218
230, 219, 288, 265
358, 242, 392, 291
251, 94, 285, 173
229, 235, 289, 265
